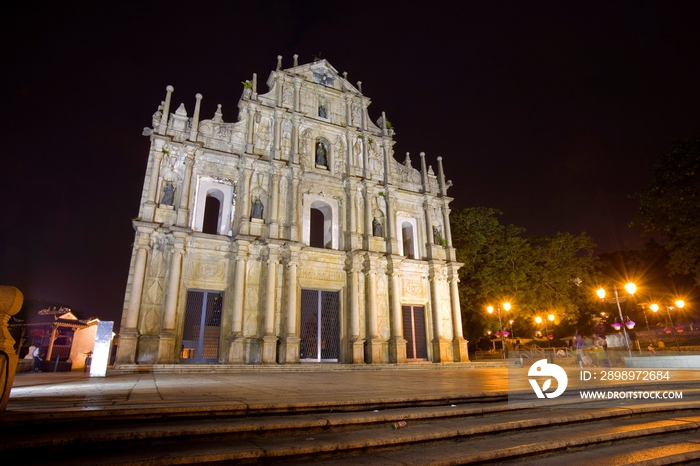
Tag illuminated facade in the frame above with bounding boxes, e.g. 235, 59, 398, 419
115, 56, 468, 366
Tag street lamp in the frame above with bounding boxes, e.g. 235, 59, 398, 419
535, 314, 555, 347
650, 300, 685, 355
596, 283, 635, 357
487, 302, 511, 359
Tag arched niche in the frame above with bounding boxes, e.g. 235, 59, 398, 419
397, 216, 419, 259
193, 179, 234, 235
302, 194, 339, 249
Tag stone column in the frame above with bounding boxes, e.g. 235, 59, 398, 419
293, 79, 302, 113
364, 256, 383, 363
291, 116, 300, 165
388, 261, 406, 363
281, 255, 300, 363
348, 255, 364, 364
246, 106, 256, 153
272, 110, 282, 160
227, 246, 247, 363
238, 162, 253, 235
262, 249, 279, 364
157, 232, 185, 363
268, 170, 281, 238
449, 266, 469, 362
116, 227, 152, 365
188, 93, 203, 141
157, 85, 174, 135
0, 286, 23, 410
289, 170, 301, 241
176, 152, 195, 227
143, 149, 164, 222
362, 181, 372, 250
429, 265, 450, 362
385, 193, 399, 255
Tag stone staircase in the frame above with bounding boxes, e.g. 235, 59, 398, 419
2, 389, 700, 465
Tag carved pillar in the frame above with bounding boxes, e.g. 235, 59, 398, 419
157, 232, 185, 363
362, 181, 372, 250
176, 152, 195, 227
449, 266, 469, 362
364, 256, 383, 363
281, 256, 300, 363
385, 193, 399, 255
388, 261, 406, 363
293, 79, 302, 113
268, 170, 281, 238
157, 85, 174, 135
227, 245, 247, 363
246, 106, 256, 153
116, 227, 152, 364
262, 248, 279, 363
189, 93, 203, 141
143, 149, 163, 222
289, 170, 301, 241
291, 116, 300, 165
238, 162, 253, 235
272, 110, 282, 160
348, 254, 364, 364
429, 265, 451, 362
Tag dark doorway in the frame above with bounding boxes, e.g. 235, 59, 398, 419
202, 195, 220, 234
310, 208, 325, 248
402, 305, 427, 360
181, 290, 222, 362
300, 289, 340, 361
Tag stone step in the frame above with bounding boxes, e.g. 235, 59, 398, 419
5, 398, 700, 465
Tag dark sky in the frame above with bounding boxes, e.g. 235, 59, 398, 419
2, 1, 699, 326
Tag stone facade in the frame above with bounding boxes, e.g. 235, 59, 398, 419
115, 57, 468, 366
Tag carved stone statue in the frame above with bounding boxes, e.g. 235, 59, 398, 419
433, 226, 441, 245
251, 197, 264, 219
161, 181, 175, 206
316, 141, 327, 166
318, 105, 327, 118
373, 218, 382, 237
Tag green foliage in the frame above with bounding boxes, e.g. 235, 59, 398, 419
385, 119, 393, 130
241, 80, 253, 89
632, 136, 700, 285
451, 207, 599, 342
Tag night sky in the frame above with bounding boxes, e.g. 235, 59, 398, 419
2, 1, 700, 327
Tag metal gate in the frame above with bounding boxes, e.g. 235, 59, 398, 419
181, 290, 222, 363
300, 289, 340, 362
402, 305, 427, 360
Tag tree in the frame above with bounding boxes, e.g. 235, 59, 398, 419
451, 207, 599, 343
633, 136, 700, 285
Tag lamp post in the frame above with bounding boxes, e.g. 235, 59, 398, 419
650, 300, 684, 355
487, 302, 511, 359
535, 314, 555, 347
596, 283, 635, 358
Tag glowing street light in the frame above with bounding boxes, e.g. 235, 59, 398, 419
650, 300, 685, 355
535, 314, 556, 347
596, 283, 636, 357
487, 302, 511, 359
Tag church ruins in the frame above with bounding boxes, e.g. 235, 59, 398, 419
115, 55, 468, 366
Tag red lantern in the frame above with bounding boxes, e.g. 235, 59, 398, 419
676, 326, 684, 333
664, 327, 672, 334
548, 334, 554, 340
611, 322, 621, 331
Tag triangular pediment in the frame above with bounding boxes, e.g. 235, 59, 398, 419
284, 59, 360, 93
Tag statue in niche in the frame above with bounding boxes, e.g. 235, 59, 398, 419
316, 140, 327, 166
318, 104, 327, 119
161, 181, 175, 206
433, 226, 441, 245
251, 197, 264, 219
373, 218, 383, 237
